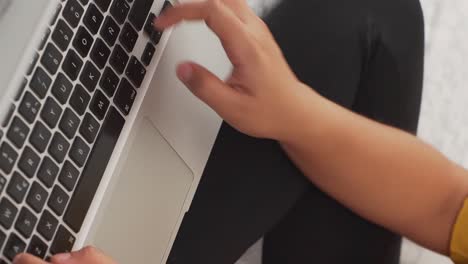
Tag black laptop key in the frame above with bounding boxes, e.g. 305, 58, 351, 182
95, 0, 112, 12
0, 176, 6, 195
64, 107, 124, 232
126, 56, 146, 88
37, 210, 58, 241
52, 19, 74, 51
90, 90, 109, 120
70, 85, 90, 116
41, 43, 63, 75
120, 23, 138, 52
59, 161, 80, 191
79, 114, 100, 143
144, 13, 156, 36
0, 230, 5, 249
3, 233, 26, 261
0, 143, 18, 174
84, 4, 104, 35
110, 0, 130, 25
48, 133, 70, 164
63, 0, 84, 28
7, 117, 30, 149
80, 62, 101, 92
30, 67, 51, 99
59, 108, 80, 139
100, 67, 119, 96
48, 185, 69, 216
41, 97, 63, 129
110, 44, 129, 74
38, 157, 59, 188
50, 226, 75, 254
69, 137, 90, 167
129, 0, 154, 31
78, 0, 89, 6
27, 236, 48, 259
52, 73, 73, 104
150, 30, 162, 45
142, 42, 155, 66
69, 137, 90, 168
19, 92, 41, 124
30, 122, 52, 154
101, 17, 120, 47
62, 50, 83, 81
15, 207, 38, 238
0, 198, 18, 229
73, 27, 94, 57
114, 78, 137, 116
27, 182, 49, 213
18, 147, 40, 178
90, 39, 111, 69
7, 172, 29, 203
162, 0, 172, 12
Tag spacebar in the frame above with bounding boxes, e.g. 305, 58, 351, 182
64, 107, 125, 232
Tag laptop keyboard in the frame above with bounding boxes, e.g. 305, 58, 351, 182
0, 0, 171, 261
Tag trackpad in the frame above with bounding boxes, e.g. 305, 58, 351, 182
92, 118, 194, 263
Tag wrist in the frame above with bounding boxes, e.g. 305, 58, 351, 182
275, 82, 327, 146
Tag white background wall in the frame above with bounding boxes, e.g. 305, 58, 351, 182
238, 0, 468, 263
404, 0, 468, 263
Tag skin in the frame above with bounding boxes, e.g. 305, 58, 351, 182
13, 247, 117, 264
15, 0, 468, 262
154, 0, 468, 255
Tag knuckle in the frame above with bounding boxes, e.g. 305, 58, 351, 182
207, 0, 222, 11
243, 38, 265, 62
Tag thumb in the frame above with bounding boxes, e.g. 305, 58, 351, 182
13, 253, 47, 264
177, 62, 242, 118
51, 246, 115, 264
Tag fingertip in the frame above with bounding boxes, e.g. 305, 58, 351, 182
51, 253, 71, 263
13, 253, 43, 264
153, 16, 165, 30
13, 253, 24, 264
176, 62, 194, 83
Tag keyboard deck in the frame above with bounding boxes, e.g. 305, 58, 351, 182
0, 0, 170, 261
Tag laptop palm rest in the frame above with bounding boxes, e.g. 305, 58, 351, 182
91, 117, 194, 263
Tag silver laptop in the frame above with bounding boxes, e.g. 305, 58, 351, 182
0, 0, 230, 263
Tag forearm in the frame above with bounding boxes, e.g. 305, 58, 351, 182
280, 84, 468, 254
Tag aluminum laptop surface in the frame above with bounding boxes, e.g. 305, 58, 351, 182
0, 0, 229, 262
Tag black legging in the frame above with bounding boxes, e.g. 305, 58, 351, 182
168, 0, 425, 263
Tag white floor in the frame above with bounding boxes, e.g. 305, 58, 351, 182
237, 0, 468, 263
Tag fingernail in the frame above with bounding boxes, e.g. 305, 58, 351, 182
53, 253, 72, 262
177, 63, 193, 83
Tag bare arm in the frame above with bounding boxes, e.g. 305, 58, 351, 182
280, 85, 468, 254
155, 0, 468, 256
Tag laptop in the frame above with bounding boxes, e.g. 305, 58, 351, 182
0, 0, 231, 263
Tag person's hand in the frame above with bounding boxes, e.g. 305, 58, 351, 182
156, 0, 316, 141
13, 246, 117, 264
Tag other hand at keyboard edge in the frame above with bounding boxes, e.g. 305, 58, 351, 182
13, 246, 118, 264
